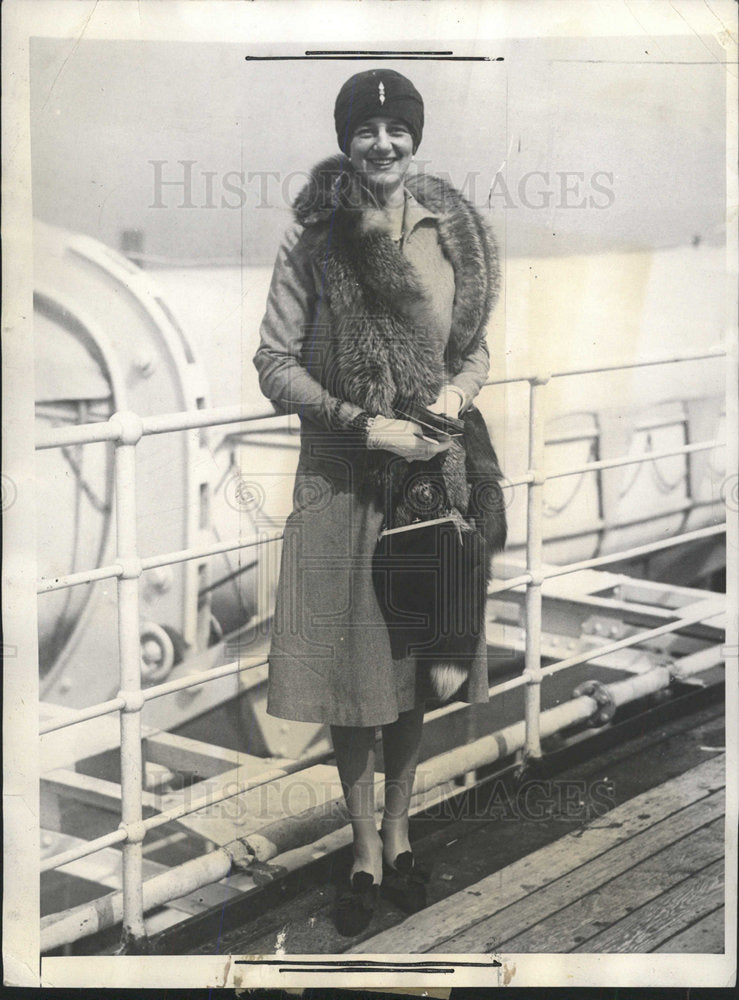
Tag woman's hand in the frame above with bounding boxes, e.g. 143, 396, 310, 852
427, 384, 465, 418
367, 416, 451, 461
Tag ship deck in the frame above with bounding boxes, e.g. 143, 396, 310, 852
352, 753, 725, 955
139, 689, 726, 958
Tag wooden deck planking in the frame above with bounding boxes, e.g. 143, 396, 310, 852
488, 816, 724, 953
351, 754, 725, 955
659, 907, 725, 953
573, 857, 724, 953
444, 791, 725, 954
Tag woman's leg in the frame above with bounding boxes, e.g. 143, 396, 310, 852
330, 724, 383, 883
380, 705, 425, 864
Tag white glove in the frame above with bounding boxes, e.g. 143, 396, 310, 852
427, 384, 465, 417
367, 416, 451, 462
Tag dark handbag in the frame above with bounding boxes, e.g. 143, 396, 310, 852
372, 515, 488, 700
371, 405, 504, 702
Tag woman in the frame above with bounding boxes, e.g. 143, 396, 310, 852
253, 69, 505, 935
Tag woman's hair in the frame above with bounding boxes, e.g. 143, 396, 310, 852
334, 69, 424, 154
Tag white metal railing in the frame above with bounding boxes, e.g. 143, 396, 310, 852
36, 345, 727, 946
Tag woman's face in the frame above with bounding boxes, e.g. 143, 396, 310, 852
348, 116, 414, 200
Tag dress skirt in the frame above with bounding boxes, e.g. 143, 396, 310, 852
266, 433, 490, 727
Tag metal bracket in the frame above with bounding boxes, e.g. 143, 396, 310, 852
670, 667, 707, 688
225, 836, 257, 871
117, 927, 152, 955
246, 860, 289, 887
513, 751, 547, 785
572, 679, 617, 727
225, 838, 287, 884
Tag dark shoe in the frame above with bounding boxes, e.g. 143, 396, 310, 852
334, 871, 379, 936
381, 851, 430, 914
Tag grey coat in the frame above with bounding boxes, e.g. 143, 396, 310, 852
253, 157, 500, 726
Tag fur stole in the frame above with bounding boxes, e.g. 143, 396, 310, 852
293, 154, 501, 414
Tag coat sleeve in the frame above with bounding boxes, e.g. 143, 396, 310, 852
449, 336, 491, 410
252, 222, 364, 430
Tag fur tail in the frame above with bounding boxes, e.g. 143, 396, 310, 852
428, 662, 469, 702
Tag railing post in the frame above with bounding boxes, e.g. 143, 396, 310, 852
523, 375, 550, 762
111, 411, 147, 949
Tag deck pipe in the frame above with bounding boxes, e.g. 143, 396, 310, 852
40, 645, 722, 952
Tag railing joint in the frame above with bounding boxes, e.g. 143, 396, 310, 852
119, 689, 146, 713
110, 410, 144, 445
528, 468, 546, 487
119, 819, 148, 845
117, 557, 143, 580
521, 669, 542, 685
528, 373, 551, 386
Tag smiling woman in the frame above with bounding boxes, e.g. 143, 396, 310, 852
252, 67, 505, 938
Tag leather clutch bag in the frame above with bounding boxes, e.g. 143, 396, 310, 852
392, 403, 465, 440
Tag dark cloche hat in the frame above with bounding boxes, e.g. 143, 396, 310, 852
334, 69, 424, 154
